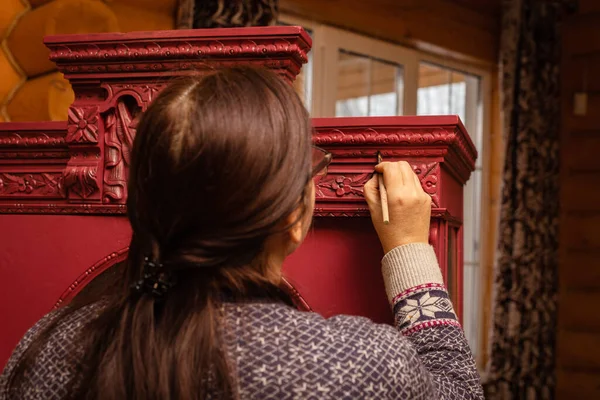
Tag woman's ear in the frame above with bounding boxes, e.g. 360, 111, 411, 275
285, 183, 315, 253
286, 207, 305, 247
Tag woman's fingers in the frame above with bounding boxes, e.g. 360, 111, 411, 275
366, 160, 432, 253
398, 161, 413, 186
375, 161, 406, 193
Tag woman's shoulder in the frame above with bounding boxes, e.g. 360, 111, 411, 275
225, 302, 434, 398
227, 301, 400, 341
1, 303, 101, 399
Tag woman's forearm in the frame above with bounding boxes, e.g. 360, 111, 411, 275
381, 243, 484, 399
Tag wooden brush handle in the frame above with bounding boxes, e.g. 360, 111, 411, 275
378, 173, 390, 224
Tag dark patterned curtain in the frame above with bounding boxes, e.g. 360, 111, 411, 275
483, 0, 575, 398
176, 0, 278, 29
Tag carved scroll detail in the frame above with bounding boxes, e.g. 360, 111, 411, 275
67, 106, 99, 143
0, 173, 65, 198
103, 98, 140, 203
316, 173, 372, 199
63, 166, 99, 199
412, 162, 440, 207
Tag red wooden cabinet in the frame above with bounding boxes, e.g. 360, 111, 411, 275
0, 27, 475, 367
284, 116, 476, 324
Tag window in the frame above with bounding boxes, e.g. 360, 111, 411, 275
417, 62, 484, 357
335, 51, 404, 117
280, 17, 491, 362
418, 63, 467, 118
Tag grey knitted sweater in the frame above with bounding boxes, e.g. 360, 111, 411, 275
1, 244, 484, 399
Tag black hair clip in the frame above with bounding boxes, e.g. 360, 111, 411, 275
131, 257, 176, 299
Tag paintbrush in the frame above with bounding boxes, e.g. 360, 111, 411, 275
377, 152, 390, 225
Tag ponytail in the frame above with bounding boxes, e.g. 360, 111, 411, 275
75, 243, 237, 400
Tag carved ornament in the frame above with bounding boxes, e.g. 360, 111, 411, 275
66, 106, 99, 143
0, 173, 65, 198
103, 98, 139, 203
63, 165, 99, 199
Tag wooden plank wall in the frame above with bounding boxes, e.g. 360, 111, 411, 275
279, 0, 500, 66
557, 1, 600, 397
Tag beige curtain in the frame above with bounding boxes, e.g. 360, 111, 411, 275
483, 0, 575, 398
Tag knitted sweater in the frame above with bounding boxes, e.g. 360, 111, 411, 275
1, 243, 484, 399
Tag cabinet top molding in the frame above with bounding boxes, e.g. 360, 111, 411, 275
313, 116, 477, 185
44, 26, 312, 81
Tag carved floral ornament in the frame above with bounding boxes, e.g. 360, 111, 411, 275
0, 173, 65, 198
67, 106, 99, 143
317, 174, 372, 198
314, 163, 440, 208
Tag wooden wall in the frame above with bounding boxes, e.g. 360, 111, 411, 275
557, 1, 600, 397
280, 0, 500, 66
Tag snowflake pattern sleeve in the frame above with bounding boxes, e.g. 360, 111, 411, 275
381, 243, 457, 334
381, 243, 484, 399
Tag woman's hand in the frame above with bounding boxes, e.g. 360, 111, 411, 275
364, 161, 432, 254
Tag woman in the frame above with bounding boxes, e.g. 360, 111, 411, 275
1, 67, 483, 399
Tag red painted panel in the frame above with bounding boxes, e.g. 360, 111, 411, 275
284, 218, 391, 325
0, 215, 131, 365
440, 166, 465, 219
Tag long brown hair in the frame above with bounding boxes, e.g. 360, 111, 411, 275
7, 67, 313, 399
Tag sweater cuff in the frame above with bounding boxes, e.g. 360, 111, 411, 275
381, 243, 444, 304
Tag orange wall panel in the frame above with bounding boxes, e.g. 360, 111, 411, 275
7, 0, 119, 77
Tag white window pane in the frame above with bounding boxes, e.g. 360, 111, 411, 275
417, 63, 451, 115
463, 263, 479, 355
336, 97, 368, 117
304, 50, 314, 112
471, 169, 482, 263
463, 177, 476, 264
369, 93, 396, 116
450, 80, 466, 121
369, 59, 402, 116
336, 51, 370, 117
336, 51, 404, 117
465, 74, 483, 160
